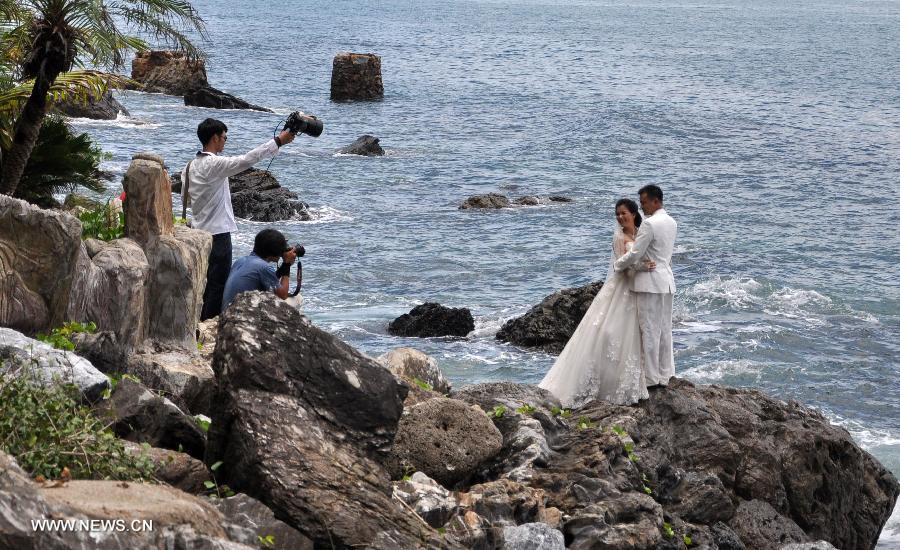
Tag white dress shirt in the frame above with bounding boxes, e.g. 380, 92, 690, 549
180, 139, 280, 235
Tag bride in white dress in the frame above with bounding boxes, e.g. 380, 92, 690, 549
539, 199, 654, 407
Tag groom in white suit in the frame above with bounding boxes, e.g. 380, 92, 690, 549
614, 185, 677, 387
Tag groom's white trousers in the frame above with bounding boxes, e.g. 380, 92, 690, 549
636, 292, 675, 385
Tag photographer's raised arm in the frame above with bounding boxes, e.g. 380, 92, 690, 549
209, 130, 295, 179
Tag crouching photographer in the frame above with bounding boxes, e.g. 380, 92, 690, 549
221, 229, 304, 310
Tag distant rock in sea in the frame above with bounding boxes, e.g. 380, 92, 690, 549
338, 135, 384, 156
389, 303, 475, 338
54, 91, 128, 120
184, 86, 273, 112
460, 193, 573, 209
172, 168, 309, 222
331, 52, 384, 101
129, 50, 208, 96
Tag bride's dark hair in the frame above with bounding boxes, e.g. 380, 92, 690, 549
615, 198, 642, 228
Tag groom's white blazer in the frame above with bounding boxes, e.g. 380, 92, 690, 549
614, 208, 677, 293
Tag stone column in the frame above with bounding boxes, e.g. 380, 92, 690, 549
124, 153, 174, 246
330, 53, 384, 101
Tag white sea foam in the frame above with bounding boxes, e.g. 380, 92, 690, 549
824, 412, 900, 449
470, 316, 506, 338
684, 276, 763, 310
681, 359, 764, 382
68, 112, 161, 129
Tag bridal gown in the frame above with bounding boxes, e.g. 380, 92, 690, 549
538, 230, 648, 407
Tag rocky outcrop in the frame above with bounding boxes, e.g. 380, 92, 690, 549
0, 450, 255, 548
460, 193, 574, 209
130, 50, 208, 96
0, 328, 109, 403
378, 347, 451, 394
122, 441, 210, 494
54, 90, 128, 120
94, 377, 206, 459
206, 292, 454, 548
0, 194, 83, 334
388, 303, 475, 338
391, 397, 503, 487
172, 168, 310, 222
330, 52, 384, 101
213, 494, 314, 550
503, 522, 565, 550
338, 134, 385, 156
184, 85, 273, 112
460, 193, 510, 210
392, 472, 460, 528
496, 280, 603, 352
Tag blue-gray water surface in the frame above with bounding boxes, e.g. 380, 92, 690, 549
70, 0, 900, 543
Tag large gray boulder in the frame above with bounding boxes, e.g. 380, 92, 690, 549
392, 472, 459, 528
496, 280, 604, 353
54, 90, 128, 120
391, 397, 503, 487
0, 194, 83, 334
330, 52, 384, 101
503, 523, 564, 550
206, 292, 456, 548
378, 347, 451, 394
130, 50, 208, 96
184, 86, 272, 112
213, 494, 313, 550
0, 328, 109, 402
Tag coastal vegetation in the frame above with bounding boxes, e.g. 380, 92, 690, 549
0, 0, 205, 196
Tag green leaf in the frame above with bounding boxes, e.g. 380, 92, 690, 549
203, 480, 216, 489
210, 460, 223, 472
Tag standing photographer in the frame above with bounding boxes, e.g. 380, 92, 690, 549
221, 229, 302, 309
182, 118, 295, 320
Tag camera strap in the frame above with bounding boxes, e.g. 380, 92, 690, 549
181, 159, 195, 220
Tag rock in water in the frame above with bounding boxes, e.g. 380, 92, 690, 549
206, 292, 452, 548
496, 280, 604, 352
459, 193, 510, 209
54, 90, 128, 120
330, 52, 384, 101
184, 86, 273, 112
338, 134, 385, 156
172, 168, 310, 222
130, 50, 208, 96
388, 303, 475, 338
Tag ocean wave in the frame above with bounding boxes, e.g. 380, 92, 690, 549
683, 276, 764, 310
824, 412, 900, 449
680, 359, 764, 383
68, 113, 161, 129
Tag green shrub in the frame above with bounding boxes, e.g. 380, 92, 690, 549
36, 320, 97, 351
0, 366, 155, 481
79, 200, 124, 241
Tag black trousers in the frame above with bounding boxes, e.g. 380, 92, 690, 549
201, 232, 232, 321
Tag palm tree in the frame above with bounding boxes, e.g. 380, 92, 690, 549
0, 0, 206, 196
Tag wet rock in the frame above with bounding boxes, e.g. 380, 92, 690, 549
206, 292, 452, 548
130, 50, 208, 96
729, 499, 808, 548
513, 196, 540, 206
94, 377, 206, 459
779, 543, 839, 550
338, 134, 384, 156
184, 85, 273, 112
548, 195, 573, 203
391, 397, 503, 487
388, 302, 475, 338
172, 168, 310, 222
212, 493, 314, 550
503, 523, 564, 550
0, 328, 109, 403
122, 441, 210, 494
378, 347, 451, 394
54, 90, 128, 120
330, 52, 384, 101
392, 472, 459, 528
495, 280, 603, 353
459, 193, 510, 209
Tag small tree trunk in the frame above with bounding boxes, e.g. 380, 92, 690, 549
0, 74, 54, 196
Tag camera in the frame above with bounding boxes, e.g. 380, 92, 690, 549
292, 244, 305, 257
284, 111, 323, 137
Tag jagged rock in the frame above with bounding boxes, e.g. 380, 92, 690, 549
206, 292, 455, 548
0, 328, 109, 402
392, 472, 459, 528
563, 493, 664, 549
172, 168, 310, 222
391, 398, 503, 487
330, 52, 384, 101
459, 193, 510, 210
548, 195, 573, 203
184, 86, 273, 112
456, 479, 547, 526
451, 382, 564, 482
779, 543, 839, 550
495, 280, 603, 353
122, 441, 210, 494
729, 500, 808, 548
124, 152, 173, 245
0, 194, 83, 333
444, 510, 502, 550
212, 494, 314, 550
123, 345, 215, 415
378, 347, 451, 394
95, 377, 206, 459
655, 465, 734, 524
338, 134, 384, 156
0, 451, 253, 548
514, 196, 540, 206
130, 50, 208, 96
711, 521, 746, 550
503, 523, 564, 550
388, 303, 475, 338
54, 90, 128, 120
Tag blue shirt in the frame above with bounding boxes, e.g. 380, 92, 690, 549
222, 253, 280, 309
